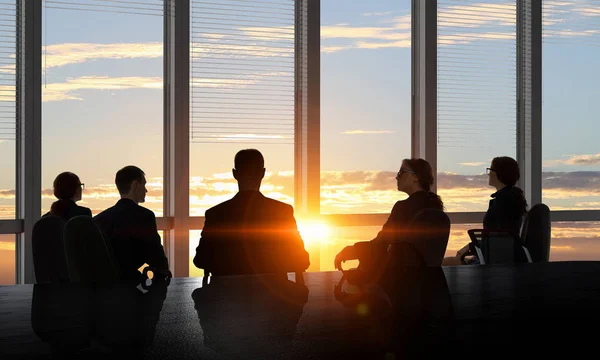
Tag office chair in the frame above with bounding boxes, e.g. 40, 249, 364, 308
63, 215, 120, 283
32, 215, 69, 283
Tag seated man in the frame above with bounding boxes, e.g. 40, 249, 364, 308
94, 165, 170, 281
193, 149, 310, 276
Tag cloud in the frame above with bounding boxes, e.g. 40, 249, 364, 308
42, 69, 288, 102
43, 42, 162, 70
42, 76, 162, 102
341, 130, 395, 135
3, 170, 600, 219
320, 14, 412, 53
460, 162, 485, 167
362, 12, 393, 17
545, 153, 600, 168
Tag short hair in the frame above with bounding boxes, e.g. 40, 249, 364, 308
115, 165, 145, 194
234, 149, 264, 172
53, 172, 81, 200
491, 156, 520, 187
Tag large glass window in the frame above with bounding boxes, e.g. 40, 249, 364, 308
437, 0, 517, 212
188, 0, 297, 274
0, 0, 17, 220
542, 1, 600, 211
320, 0, 412, 215
189, 0, 295, 217
41, 1, 164, 217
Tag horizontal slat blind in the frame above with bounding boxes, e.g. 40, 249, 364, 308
543, 0, 600, 46
0, 0, 16, 141
43, 0, 165, 17
437, 0, 517, 149
190, 0, 295, 144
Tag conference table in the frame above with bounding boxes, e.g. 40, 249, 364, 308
1, 261, 599, 359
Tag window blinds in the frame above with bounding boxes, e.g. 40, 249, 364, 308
0, 0, 16, 140
437, 0, 517, 149
43, 0, 165, 17
190, 0, 296, 144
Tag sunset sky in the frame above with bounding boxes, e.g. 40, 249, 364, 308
1, 0, 600, 284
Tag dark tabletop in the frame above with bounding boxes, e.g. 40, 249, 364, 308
1, 261, 600, 359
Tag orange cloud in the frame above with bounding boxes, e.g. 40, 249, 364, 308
3, 170, 600, 220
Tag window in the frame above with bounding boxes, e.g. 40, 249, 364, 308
0, 0, 17, 220
189, 0, 296, 217
550, 222, 600, 261
542, 1, 600, 211
437, 0, 517, 212
320, 0, 412, 215
41, 0, 164, 216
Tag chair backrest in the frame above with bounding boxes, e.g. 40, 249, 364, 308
63, 215, 120, 283
521, 203, 551, 263
405, 209, 451, 266
32, 215, 68, 283
468, 230, 529, 265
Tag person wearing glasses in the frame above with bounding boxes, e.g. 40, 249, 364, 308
443, 156, 528, 265
334, 158, 444, 272
44, 171, 91, 221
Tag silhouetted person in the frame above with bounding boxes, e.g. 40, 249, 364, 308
193, 149, 310, 276
43, 172, 91, 220
334, 242, 453, 358
192, 275, 308, 358
94, 166, 170, 281
443, 156, 528, 265
31, 274, 168, 358
334, 158, 444, 275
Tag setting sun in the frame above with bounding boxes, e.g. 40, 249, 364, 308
297, 220, 331, 246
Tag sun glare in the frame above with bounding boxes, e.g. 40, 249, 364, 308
297, 220, 331, 245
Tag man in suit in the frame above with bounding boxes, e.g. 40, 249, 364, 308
94, 165, 170, 281
193, 149, 310, 276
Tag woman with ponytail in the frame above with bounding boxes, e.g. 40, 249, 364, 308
444, 156, 528, 265
44, 172, 92, 220
334, 158, 445, 271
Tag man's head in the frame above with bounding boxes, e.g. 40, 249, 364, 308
232, 149, 265, 191
115, 165, 147, 203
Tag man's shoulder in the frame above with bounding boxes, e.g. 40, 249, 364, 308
262, 197, 294, 215
136, 204, 156, 218
205, 198, 236, 217
94, 205, 116, 220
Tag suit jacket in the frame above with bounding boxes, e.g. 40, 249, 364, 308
43, 199, 92, 221
193, 190, 310, 276
353, 191, 444, 269
94, 199, 168, 280
483, 186, 526, 239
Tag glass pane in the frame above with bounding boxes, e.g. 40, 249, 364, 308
0, 1, 17, 220
0, 234, 15, 285
436, 0, 517, 212
189, 0, 295, 216
42, 2, 164, 217
550, 222, 600, 261
542, 2, 600, 210
0, 141, 15, 220
320, 0, 411, 214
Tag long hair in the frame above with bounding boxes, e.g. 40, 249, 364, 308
50, 172, 81, 217
491, 156, 528, 215
402, 158, 444, 210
